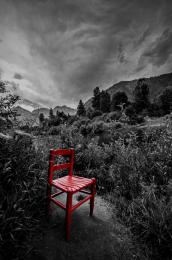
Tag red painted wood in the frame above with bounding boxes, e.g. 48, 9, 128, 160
53, 163, 71, 171
50, 148, 74, 156
52, 176, 93, 193
51, 197, 66, 210
51, 190, 64, 198
71, 194, 92, 212
65, 193, 72, 241
47, 148, 96, 240
90, 179, 96, 216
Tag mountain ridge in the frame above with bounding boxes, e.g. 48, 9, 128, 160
85, 72, 172, 109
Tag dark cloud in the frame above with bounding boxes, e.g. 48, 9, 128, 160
137, 29, 172, 71
117, 43, 127, 64
0, 0, 172, 107
14, 73, 23, 80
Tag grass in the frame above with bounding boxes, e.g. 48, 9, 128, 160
0, 117, 172, 259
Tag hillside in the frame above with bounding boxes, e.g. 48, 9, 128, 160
15, 106, 38, 125
85, 72, 172, 109
14, 104, 76, 124
53, 105, 76, 115
16, 99, 41, 112
32, 108, 50, 118
32, 105, 76, 118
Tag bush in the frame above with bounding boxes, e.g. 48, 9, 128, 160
0, 135, 47, 259
91, 110, 103, 118
66, 119, 172, 259
91, 121, 106, 135
108, 111, 122, 121
48, 126, 61, 135
80, 124, 92, 137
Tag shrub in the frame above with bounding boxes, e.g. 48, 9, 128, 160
91, 110, 103, 118
48, 126, 61, 135
0, 135, 47, 259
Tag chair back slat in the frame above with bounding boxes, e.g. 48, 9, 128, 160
50, 149, 73, 156
53, 163, 71, 171
48, 149, 74, 182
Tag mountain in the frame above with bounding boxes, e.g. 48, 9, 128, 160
14, 106, 37, 125
85, 72, 172, 109
32, 108, 50, 118
53, 105, 76, 115
16, 99, 41, 112
32, 105, 76, 118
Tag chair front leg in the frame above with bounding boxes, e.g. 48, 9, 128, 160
90, 179, 96, 216
65, 192, 73, 241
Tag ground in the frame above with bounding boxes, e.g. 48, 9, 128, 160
25, 194, 134, 260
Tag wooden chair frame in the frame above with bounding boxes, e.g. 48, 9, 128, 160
47, 148, 96, 241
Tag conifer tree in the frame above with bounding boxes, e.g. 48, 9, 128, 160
111, 91, 128, 111
100, 90, 111, 113
77, 100, 86, 116
39, 113, 45, 125
133, 79, 150, 113
92, 86, 101, 110
49, 108, 54, 120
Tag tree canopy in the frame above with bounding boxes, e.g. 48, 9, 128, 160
77, 99, 86, 116
111, 91, 128, 111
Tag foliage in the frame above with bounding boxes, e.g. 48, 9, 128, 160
77, 99, 86, 116
0, 136, 47, 259
100, 90, 111, 113
49, 108, 54, 120
133, 79, 150, 113
158, 88, 172, 115
92, 86, 101, 111
111, 91, 128, 111
48, 119, 172, 259
39, 112, 45, 124
0, 80, 19, 122
90, 109, 102, 118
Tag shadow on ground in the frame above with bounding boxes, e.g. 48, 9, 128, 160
25, 194, 133, 260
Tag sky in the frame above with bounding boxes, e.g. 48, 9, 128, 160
0, 0, 172, 108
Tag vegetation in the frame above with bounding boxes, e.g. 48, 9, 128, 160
111, 91, 128, 111
100, 90, 111, 113
0, 81, 47, 259
77, 99, 86, 116
1, 76, 172, 259
133, 78, 150, 113
159, 88, 172, 115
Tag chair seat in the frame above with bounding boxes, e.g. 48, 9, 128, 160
52, 175, 93, 193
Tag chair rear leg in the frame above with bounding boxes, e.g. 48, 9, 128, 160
90, 180, 96, 216
65, 192, 72, 241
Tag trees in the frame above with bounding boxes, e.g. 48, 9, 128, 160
39, 113, 45, 125
158, 88, 172, 115
0, 80, 19, 121
49, 108, 54, 120
77, 100, 86, 116
133, 79, 150, 113
92, 86, 101, 111
100, 91, 111, 113
111, 91, 128, 111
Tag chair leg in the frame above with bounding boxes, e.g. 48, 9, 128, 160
65, 192, 72, 241
90, 181, 96, 216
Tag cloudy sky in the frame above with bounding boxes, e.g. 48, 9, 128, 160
0, 0, 172, 108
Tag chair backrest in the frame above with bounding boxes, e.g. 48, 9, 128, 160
48, 149, 74, 183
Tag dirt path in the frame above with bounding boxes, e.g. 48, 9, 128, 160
25, 194, 133, 260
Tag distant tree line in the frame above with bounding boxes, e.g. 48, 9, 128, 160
76, 79, 172, 122
39, 108, 70, 127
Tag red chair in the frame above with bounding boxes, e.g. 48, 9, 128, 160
47, 148, 96, 241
